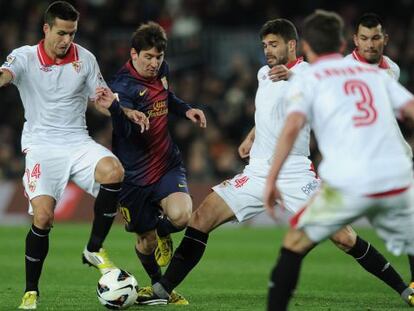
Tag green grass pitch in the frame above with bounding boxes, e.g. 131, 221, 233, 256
0, 223, 411, 310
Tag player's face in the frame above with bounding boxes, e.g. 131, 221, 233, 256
262, 34, 289, 68
43, 18, 77, 58
354, 25, 388, 64
132, 47, 164, 79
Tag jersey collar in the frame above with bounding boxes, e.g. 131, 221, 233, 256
351, 49, 390, 69
37, 40, 79, 66
286, 57, 304, 69
314, 53, 343, 64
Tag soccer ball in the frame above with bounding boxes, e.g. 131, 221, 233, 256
97, 269, 138, 309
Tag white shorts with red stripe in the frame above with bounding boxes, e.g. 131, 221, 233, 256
212, 158, 320, 222
292, 183, 414, 255
23, 139, 117, 215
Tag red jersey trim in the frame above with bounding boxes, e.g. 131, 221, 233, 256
366, 186, 409, 198
351, 49, 390, 69
286, 57, 304, 69
37, 40, 78, 66
290, 206, 307, 228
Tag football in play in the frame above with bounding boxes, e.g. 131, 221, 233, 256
97, 269, 138, 309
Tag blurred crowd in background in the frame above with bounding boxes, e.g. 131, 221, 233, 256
1, 0, 414, 182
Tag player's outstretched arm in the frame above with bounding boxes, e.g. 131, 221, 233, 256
121, 107, 149, 133
238, 127, 255, 159
264, 112, 306, 218
185, 108, 207, 128
0, 68, 13, 87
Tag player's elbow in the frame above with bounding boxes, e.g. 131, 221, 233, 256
401, 99, 414, 121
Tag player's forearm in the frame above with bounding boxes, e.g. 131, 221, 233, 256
0, 69, 13, 87
93, 101, 111, 116
168, 91, 192, 117
247, 127, 255, 142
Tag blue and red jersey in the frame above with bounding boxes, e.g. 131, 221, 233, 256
109, 60, 192, 186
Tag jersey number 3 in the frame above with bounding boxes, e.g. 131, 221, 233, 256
344, 80, 377, 127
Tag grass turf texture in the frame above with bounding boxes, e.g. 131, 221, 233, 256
0, 223, 411, 310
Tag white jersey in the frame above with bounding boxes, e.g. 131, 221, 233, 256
1, 41, 107, 150
249, 59, 311, 175
345, 50, 412, 157
286, 54, 414, 195
345, 50, 400, 80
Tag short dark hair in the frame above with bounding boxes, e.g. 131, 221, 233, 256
355, 13, 385, 33
131, 22, 167, 53
259, 18, 298, 42
44, 1, 79, 26
303, 10, 344, 54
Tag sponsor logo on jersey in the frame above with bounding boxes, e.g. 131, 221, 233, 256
147, 100, 168, 118
139, 88, 148, 96
3, 55, 16, 67
161, 76, 168, 90
178, 183, 187, 188
72, 60, 82, 73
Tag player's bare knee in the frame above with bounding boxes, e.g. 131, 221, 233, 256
283, 228, 313, 254
188, 199, 215, 233
169, 208, 192, 229
33, 209, 54, 229
95, 157, 124, 183
330, 227, 357, 252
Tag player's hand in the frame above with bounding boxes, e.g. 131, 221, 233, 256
122, 107, 150, 133
95, 87, 116, 109
268, 65, 291, 82
186, 108, 207, 128
263, 181, 283, 220
238, 137, 253, 159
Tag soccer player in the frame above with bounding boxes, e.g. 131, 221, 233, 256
264, 10, 414, 310
0, 2, 144, 309
347, 13, 414, 287
103, 22, 206, 305
136, 18, 414, 306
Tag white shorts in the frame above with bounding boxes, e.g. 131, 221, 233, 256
23, 140, 117, 214
294, 184, 414, 256
212, 161, 320, 222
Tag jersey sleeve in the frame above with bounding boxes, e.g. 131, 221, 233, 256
1, 47, 29, 86
85, 55, 108, 100
383, 72, 414, 113
285, 74, 314, 121
168, 91, 192, 117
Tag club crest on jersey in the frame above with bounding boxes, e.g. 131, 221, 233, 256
40, 65, 52, 72
72, 61, 82, 73
161, 76, 168, 90
3, 55, 16, 67
97, 72, 105, 85
28, 180, 37, 192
